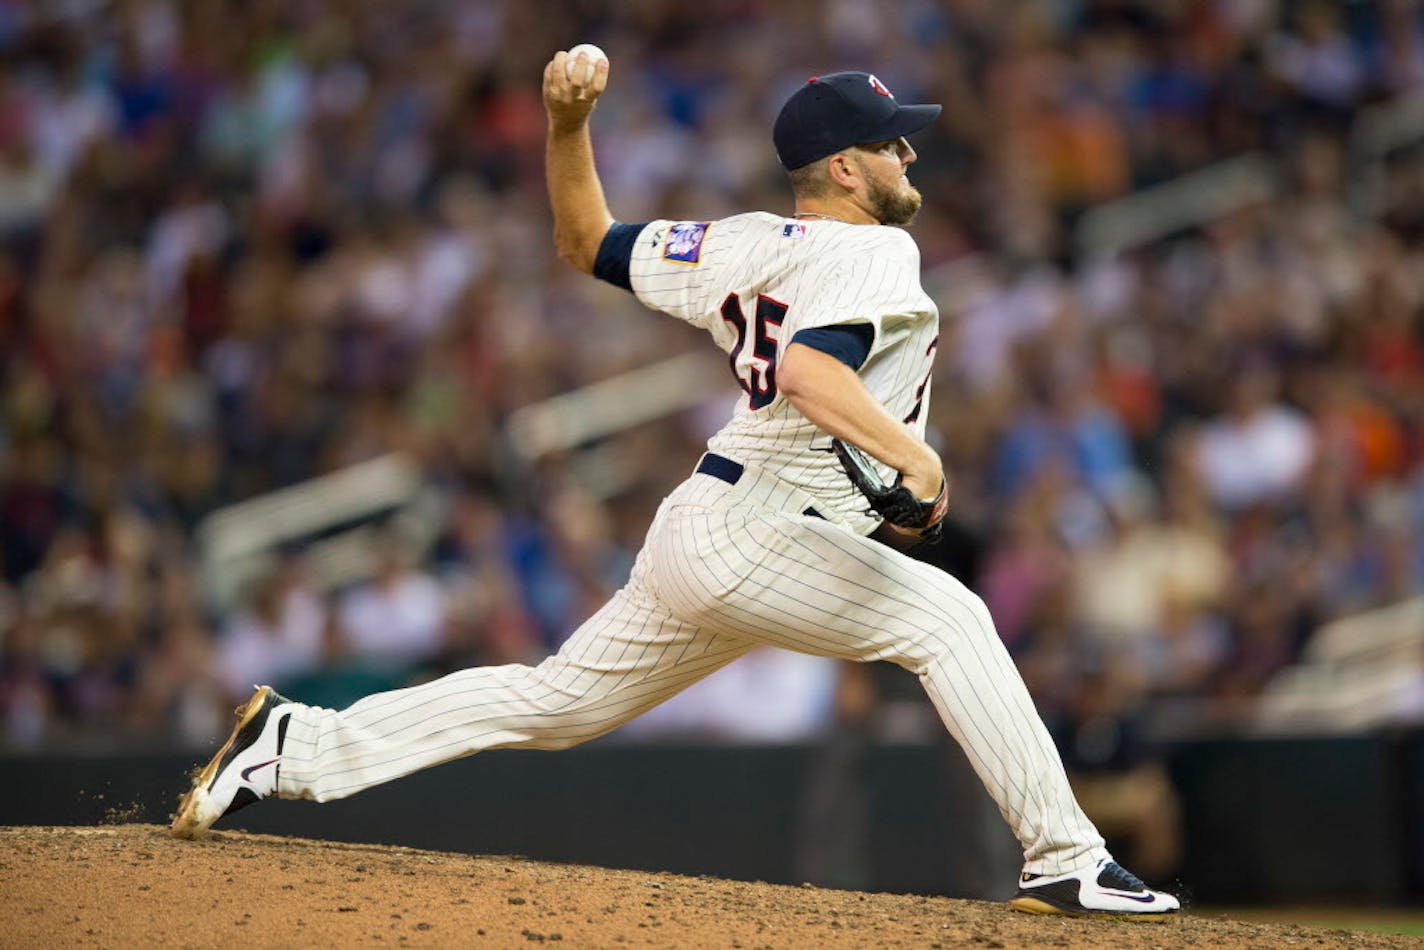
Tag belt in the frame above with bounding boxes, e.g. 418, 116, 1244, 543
695, 452, 744, 485
695, 453, 824, 520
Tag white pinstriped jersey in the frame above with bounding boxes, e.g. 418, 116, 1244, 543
629, 212, 939, 534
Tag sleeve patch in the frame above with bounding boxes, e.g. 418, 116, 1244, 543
663, 222, 711, 264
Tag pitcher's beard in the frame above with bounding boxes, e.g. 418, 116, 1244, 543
869, 176, 922, 226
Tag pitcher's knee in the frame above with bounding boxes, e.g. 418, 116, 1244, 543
512, 703, 636, 751
895, 596, 1001, 673
958, 590, 999, 638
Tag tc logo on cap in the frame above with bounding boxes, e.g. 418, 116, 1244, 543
868, 75, 893, 97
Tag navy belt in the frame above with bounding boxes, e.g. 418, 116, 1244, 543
695, 452, 744, 485
695, 453, 824, 520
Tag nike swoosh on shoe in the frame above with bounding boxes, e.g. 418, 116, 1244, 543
240, 757, 280, 782
1097, 890, 1158, 903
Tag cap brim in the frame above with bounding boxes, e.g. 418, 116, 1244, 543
863, 103, 941, 144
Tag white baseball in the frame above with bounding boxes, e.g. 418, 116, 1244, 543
564, 43, 608, 84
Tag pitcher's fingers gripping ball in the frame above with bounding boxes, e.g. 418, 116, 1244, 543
565, 43, 608, 84
543, 44, 609, 117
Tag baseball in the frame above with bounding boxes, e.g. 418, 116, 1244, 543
564, 43, 608, 84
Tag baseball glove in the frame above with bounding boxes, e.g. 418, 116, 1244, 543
832, 438, 949, 544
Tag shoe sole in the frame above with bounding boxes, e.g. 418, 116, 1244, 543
1010, 895, 1177, 919
170, 688, 271, 840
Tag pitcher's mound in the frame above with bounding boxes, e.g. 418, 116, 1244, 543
0, 825, 1410, 948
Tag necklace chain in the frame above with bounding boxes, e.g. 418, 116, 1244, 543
793, 211, 848, 223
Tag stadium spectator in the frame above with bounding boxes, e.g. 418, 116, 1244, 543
336, 535, 447, 668
212, 557, 325, 703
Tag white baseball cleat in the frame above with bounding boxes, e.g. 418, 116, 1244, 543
1010, 858, 1180, 917
171, 685, 295, 839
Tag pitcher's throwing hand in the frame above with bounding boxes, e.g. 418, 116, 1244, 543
543, 46, 609, 127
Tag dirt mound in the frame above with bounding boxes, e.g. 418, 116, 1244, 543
0, 825, 1411, 948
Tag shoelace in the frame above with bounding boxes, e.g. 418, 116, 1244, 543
1099, 861, 1147, 892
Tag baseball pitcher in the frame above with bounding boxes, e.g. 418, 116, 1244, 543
171, 48, 1179, 918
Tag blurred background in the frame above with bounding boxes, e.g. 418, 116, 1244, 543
2, 0, 1423, 915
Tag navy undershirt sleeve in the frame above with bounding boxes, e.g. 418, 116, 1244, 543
790, 324, 875, 370
592, 222, 647, 292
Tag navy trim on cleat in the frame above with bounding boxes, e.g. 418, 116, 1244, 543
170, 686, 295, 839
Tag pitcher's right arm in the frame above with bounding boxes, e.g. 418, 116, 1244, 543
543, 50, 613, 273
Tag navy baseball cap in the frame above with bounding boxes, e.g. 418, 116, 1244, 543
773, 72, 941, 171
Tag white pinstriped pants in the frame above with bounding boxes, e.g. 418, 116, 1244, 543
277, 472, 1107, 875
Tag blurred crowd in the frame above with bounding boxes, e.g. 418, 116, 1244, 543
1, 0, 1423, 767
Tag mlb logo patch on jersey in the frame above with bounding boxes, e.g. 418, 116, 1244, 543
782, 222, 808, 239
663, 222, 711, 264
